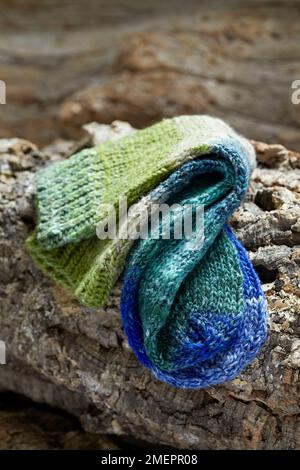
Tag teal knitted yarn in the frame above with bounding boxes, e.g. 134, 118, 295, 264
121, 140, 268, 388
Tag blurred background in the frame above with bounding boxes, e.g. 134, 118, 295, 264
0, 0, 299, 450
1, 0, 300, 149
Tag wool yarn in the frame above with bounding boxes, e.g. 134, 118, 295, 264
27, 115, 267, 388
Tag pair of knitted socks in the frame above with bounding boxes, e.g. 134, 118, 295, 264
27, 115, 267, 388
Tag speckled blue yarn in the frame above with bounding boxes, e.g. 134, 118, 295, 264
121, 139, 268, 389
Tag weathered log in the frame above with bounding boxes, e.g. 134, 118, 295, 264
1, 1, 300, 149
0, 123, 299, 450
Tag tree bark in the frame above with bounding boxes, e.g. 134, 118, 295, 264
0, 123, 299, 450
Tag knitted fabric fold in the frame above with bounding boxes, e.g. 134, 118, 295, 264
27, 115, 267, 388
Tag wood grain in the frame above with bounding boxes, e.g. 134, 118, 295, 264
0, 1, 300, 148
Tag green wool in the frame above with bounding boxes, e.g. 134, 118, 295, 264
27, 115, 255, 308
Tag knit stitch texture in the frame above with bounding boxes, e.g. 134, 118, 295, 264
27, 115, 268, 388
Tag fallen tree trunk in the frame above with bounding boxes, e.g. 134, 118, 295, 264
0, 123, 299, 450
1, 1, 300, 150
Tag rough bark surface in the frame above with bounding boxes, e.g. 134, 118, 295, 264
0, 122, 299, 450
1, 0, 300, 149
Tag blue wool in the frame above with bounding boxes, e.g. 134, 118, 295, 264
121, 226, 267, 388
121, 140, 268, 389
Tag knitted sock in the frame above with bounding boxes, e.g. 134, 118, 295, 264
27, 115, 267, 387
120, 144, 267, 388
